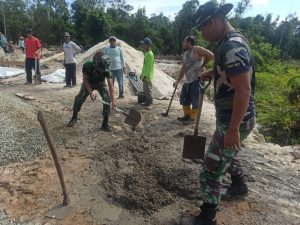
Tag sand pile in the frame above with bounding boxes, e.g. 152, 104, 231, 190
77, 39, 175, 97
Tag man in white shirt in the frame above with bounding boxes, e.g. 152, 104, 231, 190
63, 32, 81, 87
105, 36, 126, 98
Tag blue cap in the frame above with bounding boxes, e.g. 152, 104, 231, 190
109, 36, 117, 41
26, 28, 33, 34
140, 37, 152, 45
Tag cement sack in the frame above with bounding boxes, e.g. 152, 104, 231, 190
42, 69, 65, 83
0, 66, 25, 79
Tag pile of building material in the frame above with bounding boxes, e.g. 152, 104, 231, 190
0, 93, 47, 165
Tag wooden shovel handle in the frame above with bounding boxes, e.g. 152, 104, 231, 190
194, 79, 211, 136
37, 110, 70, 205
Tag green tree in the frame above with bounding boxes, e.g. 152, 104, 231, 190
173, 0, 199, 53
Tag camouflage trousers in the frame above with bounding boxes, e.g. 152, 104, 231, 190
200, 117, 256, 204
142, 80, 153, 103
73, 84, 111, 117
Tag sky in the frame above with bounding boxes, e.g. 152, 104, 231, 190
124, 0, 299, 21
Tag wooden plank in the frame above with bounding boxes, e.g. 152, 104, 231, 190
40, 52, 64, 64
0, 51, 63, 67
0, 58, 24, 67
15, 93, 36, 100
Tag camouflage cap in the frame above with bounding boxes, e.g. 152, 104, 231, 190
93, 51, 110, 71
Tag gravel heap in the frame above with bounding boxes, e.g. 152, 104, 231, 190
0, 210, 30, 225
96, 131, 201, 215
0, 93, 47, 165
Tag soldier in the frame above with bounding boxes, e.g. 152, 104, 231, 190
67, 51, 116, 132
188, 1, 256, 224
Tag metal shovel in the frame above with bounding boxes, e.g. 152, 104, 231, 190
162, 84, 178, 117
97, 97, 141, 127
182, 79, 211, 160
37, 110, 72, 220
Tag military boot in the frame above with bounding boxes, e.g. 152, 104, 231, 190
186, 203, 217, 225
101, 114, 112, 132
222, 174, 248, 200
67, 112, 78, 127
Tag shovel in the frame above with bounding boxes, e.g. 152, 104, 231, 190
162, 84, 177, 117
34, 55, 41, 85
37, 110, 72, 220
97, 97, 141, 127
182, 79, 211, 160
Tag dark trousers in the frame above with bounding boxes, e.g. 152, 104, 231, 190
25, 58, 41, 83
65, 63, 76, 86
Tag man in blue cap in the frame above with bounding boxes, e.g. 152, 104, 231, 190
140, 37, 154, 107
184, 1, 256, 224
24, 28, 42, 84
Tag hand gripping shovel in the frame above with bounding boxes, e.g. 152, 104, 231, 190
182, 79, 211, 159
37, 110, 72, 220
162, 84, 177, 117
97, 97, 141, 127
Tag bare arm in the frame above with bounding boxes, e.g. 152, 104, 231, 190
224, 71, 251, 148
196, 46, 214, 67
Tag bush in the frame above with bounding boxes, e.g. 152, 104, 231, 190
251, 41, 281, 72
255, 68, 300, 145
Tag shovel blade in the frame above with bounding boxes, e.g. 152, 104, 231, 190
161, 112, 168, 117
183, 135, 206, 159
45, 203, 73, 220
124, 109, 141, 126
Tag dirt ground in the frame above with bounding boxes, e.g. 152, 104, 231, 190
0, 57, 300, 225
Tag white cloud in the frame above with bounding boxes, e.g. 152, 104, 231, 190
126, 0, 185, 18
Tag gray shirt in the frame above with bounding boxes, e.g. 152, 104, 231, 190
183, 47, 203, 83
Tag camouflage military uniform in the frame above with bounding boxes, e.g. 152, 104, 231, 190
73, 60, 112, 117
200, 31, 256, 205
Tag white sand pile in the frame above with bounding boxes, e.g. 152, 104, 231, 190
77, 39, 175, 97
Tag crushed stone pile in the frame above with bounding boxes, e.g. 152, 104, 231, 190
95, 131, 201, 215
0, 93, 47, 165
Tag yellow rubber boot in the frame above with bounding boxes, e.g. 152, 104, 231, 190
183, 108, 197, 125
177, 105, 191, 121
190, 108, 198, 120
